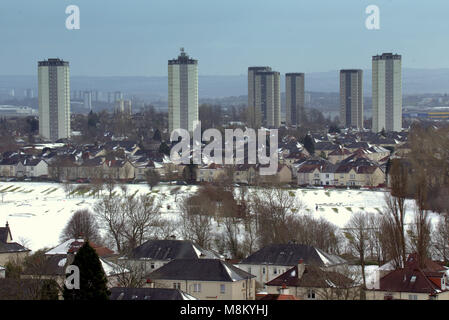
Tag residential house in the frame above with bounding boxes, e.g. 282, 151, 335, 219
327, 146, 352, 164
257, 164, 292, 185
0, 155, 21, 177
238, 243, 346, 286
103, 159, 135, 181
196, 163, 225, 183
0, 222, 30, 266
265, 260, 359, 300
22, 239, 125, 292
295, 157, 332, 186
233, 164, 257, 185
366, 253, 449, 300
334, 155, 385, 187
16, 158, 48, 178
146, 259, 256, 300
123, 239, 222, 274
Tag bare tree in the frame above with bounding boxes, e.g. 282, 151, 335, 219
120, 193, 162, 253
343, 212, 372, 288
382, 192, 407, 268
433, 214, 449, 263
94, 195, 125, 253
250, 187, 304, 247
60, 209, 102, 243
113, 262, 146, 288
178, 194, 215, 249
407, 203, 432, 267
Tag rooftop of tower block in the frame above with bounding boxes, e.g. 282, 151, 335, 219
38, 58, 69, 67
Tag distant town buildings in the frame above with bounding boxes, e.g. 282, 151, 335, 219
248, 66, 271, 128
247, 67, 281, 128
114, 99, 132, 115
372, 53, 402, 132
340, 69, 363, 129
38, 58, 71, 141
285, 73, 305, 126
168, 48, 198, 133
83, 91, 92, 111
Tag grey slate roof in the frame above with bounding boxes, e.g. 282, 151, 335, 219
147, 259, 255, 282
239, 243, 346, 267
131, 239, 221, 260
0, 241, 30, 254
109, 287, 196, 300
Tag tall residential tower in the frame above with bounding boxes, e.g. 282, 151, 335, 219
285, 73, 305, 126
248, 67, 280, 128
372, 53, 402, 132
340, 69, 363, 129
168, 48, 198, 133
38, 58, 70, 141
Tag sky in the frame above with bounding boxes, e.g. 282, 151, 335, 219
1, 0, 448, 76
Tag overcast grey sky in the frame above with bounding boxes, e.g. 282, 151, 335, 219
1, 0, 448, 76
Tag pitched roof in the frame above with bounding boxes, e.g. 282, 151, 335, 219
266, 265, 354, 288
0, 223, 30, 254
46, 239, 115, 257
22, 253, 124, 277
109, 287, 197, 300
239, 243, 346, 267
0, 224, 12, 243
376, 253, 449, 294
130, 239, 221, 260
0, 241, 30, 254
147, 259, 255, 282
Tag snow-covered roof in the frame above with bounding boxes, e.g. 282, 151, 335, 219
45, 238, 85, 255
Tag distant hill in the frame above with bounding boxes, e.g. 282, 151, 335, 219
1, 68, 449, 101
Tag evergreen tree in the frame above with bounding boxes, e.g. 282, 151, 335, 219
159, 141, 171, 155
63, 242, 110, 300
303, 134, 315, 155
153, 128, 162, 141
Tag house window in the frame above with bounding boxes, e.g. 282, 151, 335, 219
262, 267, 266, 274
173, 282, 181, 289
350, 174, 355, 179
307, 289, 316, 300
408, 294, 417, 300
273, 268, 277, 275
150, 263, 155, 269
325, 174, 329, 178
193, 283, 201, 292
220, 284, 225, 294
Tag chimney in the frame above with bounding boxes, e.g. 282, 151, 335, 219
280, 283, 289, 295
297, 259, 305, 279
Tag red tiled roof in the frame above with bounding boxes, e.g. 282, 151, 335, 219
377, 254, 448, 294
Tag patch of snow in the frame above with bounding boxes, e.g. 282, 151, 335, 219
316, 249, 331, 266
46, 239, 85, 255
58, 258, 67, 267
223, 263, 243, 282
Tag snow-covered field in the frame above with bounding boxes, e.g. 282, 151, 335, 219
0, 182, 441, 252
